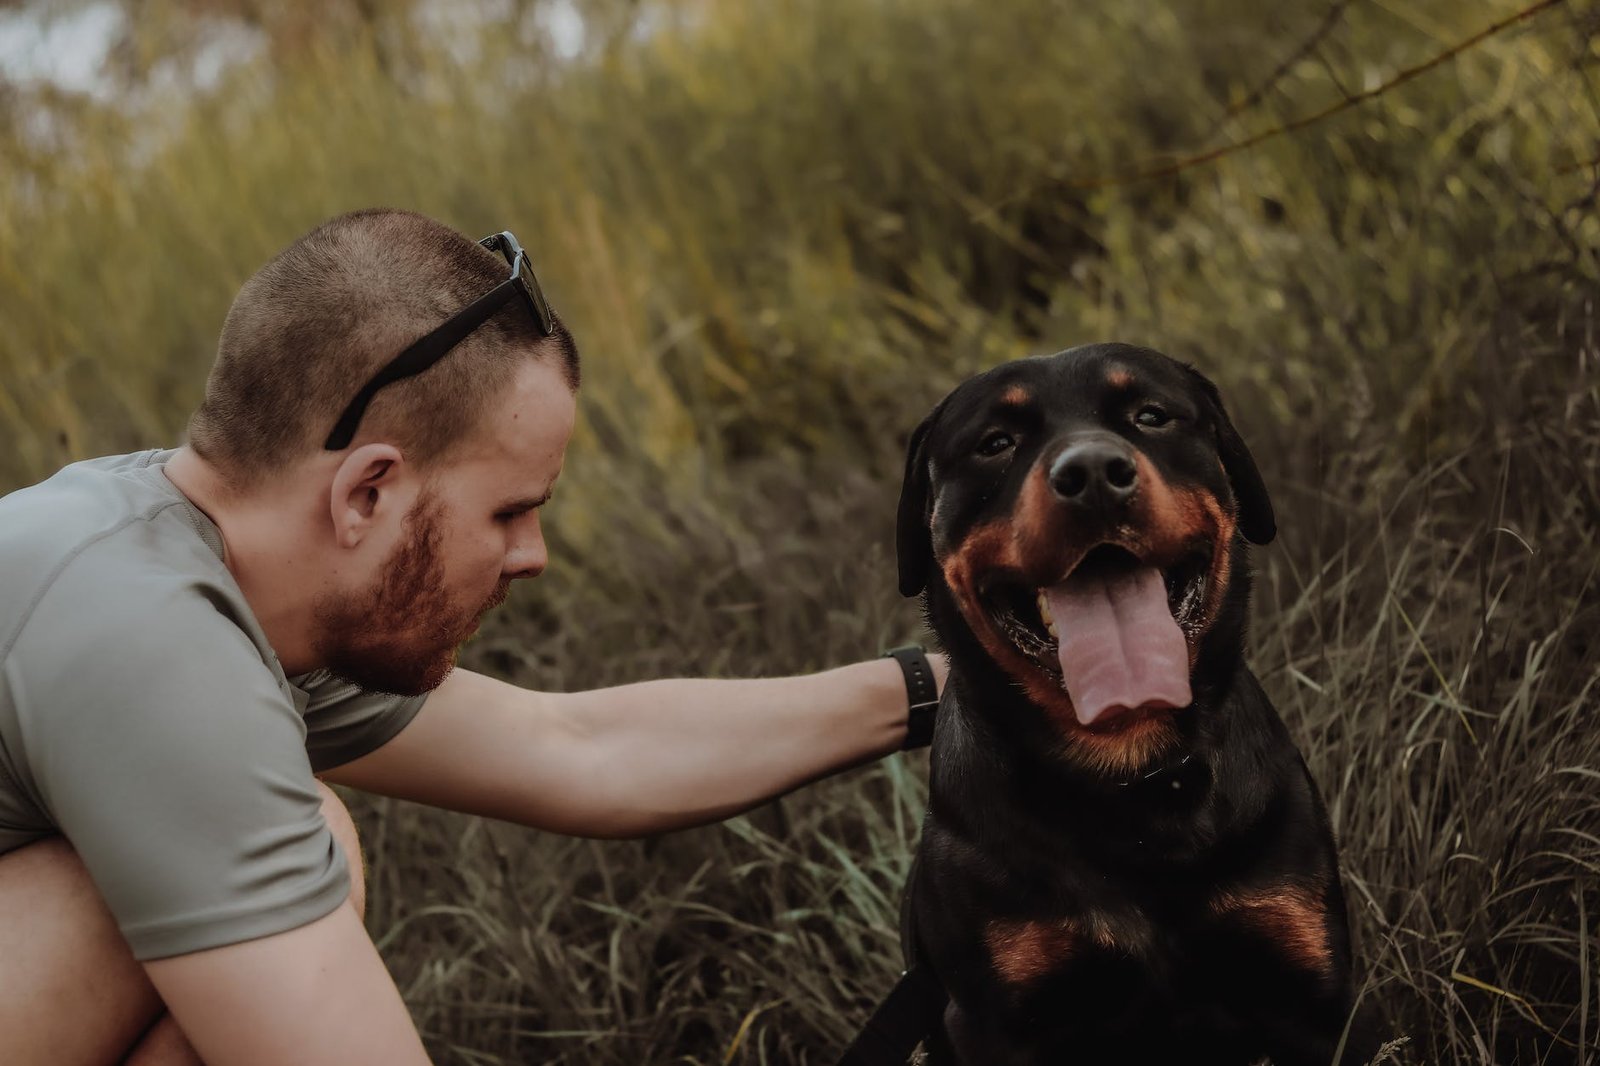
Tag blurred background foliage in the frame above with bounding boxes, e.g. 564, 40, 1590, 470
2, 0, 1598, 1062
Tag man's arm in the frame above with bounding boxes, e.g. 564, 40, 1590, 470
324, 658, 934, 837
145, 902, 430, 1066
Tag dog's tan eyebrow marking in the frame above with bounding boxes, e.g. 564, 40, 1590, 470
1000, 385, 1032, 406
1105, 368, 1135, 389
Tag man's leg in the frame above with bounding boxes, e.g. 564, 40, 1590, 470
0, 782, 367, 1066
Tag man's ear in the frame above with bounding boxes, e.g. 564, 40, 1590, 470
328, 444, 407, 549
1183, 365, 1276, 545
896, 404, 943, 598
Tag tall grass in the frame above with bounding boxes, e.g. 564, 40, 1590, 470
3, 0, 1598, 1061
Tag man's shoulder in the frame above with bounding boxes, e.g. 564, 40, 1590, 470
0, 448, 261, 671
0, 449, 177, 532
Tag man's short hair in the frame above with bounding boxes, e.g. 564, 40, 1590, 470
186, 208, 580, 491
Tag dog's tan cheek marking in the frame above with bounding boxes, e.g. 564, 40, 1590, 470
1211, 886, 1335, 981
942, 520, 1031, 670
1146, 482, 1234, 643
985, 919, 1079, 986
944, 519, 1083, 724
1131, 454, 1208, 554
1013, 461, 1071, 576
1130, 455, 1240, 654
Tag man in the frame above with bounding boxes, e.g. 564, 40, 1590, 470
0, 208, 942, 1065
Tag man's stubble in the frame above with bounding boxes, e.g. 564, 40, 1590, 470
313, 489, 510, 696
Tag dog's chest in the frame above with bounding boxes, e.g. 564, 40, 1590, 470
981, 901, 1159, 987
964, 895, 1276, 1055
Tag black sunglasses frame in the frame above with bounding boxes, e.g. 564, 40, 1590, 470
323, 231, 556, 451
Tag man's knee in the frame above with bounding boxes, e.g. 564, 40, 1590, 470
0, 836, 163, 1065
313, 781, 366, 920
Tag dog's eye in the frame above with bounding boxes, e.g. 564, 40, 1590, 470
1135, 405, 1171, 428
976, 431, 1015, 457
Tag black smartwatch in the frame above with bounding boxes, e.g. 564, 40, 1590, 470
882, 645, 939, 750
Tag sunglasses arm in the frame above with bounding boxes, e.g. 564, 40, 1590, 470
322, 278, 520, 450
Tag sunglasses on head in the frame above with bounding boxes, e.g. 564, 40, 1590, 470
323, 231, 555, 451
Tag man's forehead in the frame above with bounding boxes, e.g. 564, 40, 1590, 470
441, 365, 573, 492
477, 360, 576, 442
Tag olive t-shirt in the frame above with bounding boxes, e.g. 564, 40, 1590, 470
0, 449, 427, 960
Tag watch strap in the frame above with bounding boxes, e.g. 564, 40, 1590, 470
882, 645, 938, 750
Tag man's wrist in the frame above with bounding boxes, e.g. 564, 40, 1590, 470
881, 645, 938, 750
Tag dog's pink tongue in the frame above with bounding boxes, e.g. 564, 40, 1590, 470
1046, 566, 1191, 726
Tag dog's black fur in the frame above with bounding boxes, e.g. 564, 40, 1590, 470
895, 344, 1376, 1065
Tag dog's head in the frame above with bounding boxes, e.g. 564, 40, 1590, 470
897, 343, 1274, 773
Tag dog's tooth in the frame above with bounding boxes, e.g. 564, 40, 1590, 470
1037, 590, 1060, 640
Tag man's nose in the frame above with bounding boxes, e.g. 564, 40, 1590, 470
1048, 437, 1138, 513
505, 517, 548, 580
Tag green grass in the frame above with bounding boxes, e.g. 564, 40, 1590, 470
3, 0, 1598, 1061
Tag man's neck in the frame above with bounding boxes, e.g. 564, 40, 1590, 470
161, 447, 326, 676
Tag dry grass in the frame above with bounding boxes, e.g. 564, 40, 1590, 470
3, 0, 1598, 1061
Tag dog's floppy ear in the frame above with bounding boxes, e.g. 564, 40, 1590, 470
896, 404, 942, 598
1184, 366, 1276, 545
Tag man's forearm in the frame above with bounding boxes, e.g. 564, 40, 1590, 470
548, 659, 913, 836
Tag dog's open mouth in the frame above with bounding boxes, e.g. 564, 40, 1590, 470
984, 543, 1210, 727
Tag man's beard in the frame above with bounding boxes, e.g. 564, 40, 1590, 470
312, 490, 511, 696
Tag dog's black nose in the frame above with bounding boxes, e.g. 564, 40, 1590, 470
1049, 440, 1138, 509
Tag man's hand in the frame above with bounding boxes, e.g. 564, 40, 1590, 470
145, 902, 430, 1066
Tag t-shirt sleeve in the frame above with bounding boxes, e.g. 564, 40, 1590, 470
295, 670, 428, 773
12, 582, 350, 961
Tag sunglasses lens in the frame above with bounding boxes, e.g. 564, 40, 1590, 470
517, 254, 555, 335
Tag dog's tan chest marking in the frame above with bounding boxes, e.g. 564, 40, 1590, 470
984, 917, 1118, 986
985, 918, 1076, 985
1211, 885, 1335, 980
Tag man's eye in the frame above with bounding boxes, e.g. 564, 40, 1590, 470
976, 431, 1015, 457
1135, 405, 1171, 428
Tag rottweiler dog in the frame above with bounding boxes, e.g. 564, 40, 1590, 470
894, 343, 1375, 1065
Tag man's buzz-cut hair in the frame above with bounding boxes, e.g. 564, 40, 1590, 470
186, 207, 580, 491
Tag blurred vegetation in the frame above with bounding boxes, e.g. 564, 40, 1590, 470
3, 0, 1599, 1062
